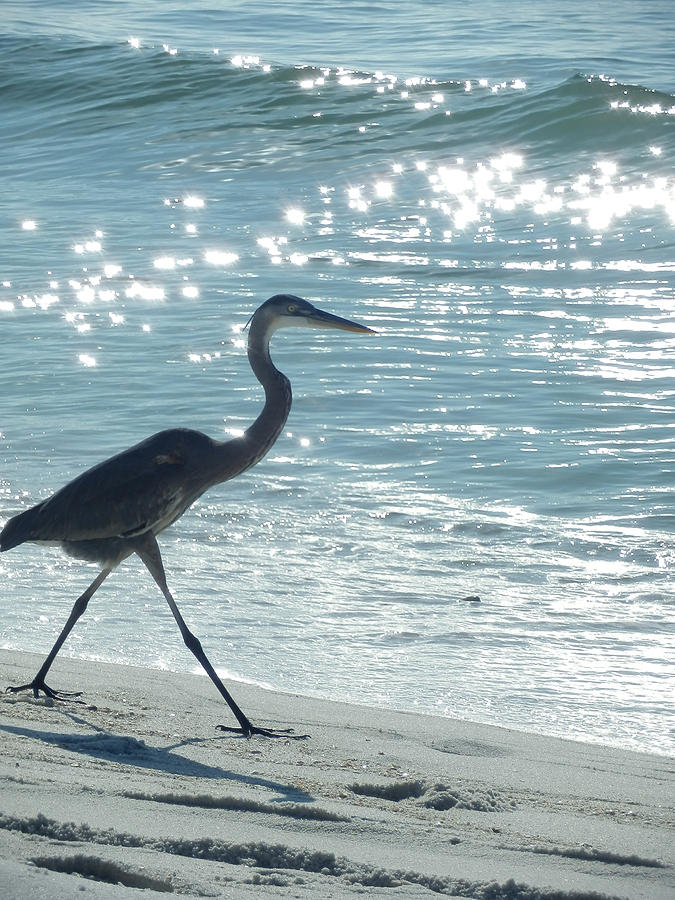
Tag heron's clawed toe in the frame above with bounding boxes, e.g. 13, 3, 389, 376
5, 679, 84, 703
216, 723, 309, 740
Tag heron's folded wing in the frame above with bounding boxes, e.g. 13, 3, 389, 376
3, 430, 201, 547
43, 439, 191, 540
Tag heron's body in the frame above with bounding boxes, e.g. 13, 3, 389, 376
2, 423, 280, 565
1, 294, 374, 736
2, 428, 215, 563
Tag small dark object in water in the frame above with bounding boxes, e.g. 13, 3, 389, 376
461, 595, 481, 603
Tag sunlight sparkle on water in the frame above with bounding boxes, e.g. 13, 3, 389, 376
491, 152, 524, 181
183, 195, 205, 209
74, 240, 102, 254
231, 54, 260, 67
347, 186, 369, 212
204, 250, 238, 266
74, 283, 96, 303
374, 181, 393, 199
34, 293, 59, 310
398, 148, 675, 239
285, 208, 306, 225
125, 283, 165, 301
257, 236, 286, 264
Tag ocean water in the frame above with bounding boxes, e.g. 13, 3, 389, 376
1, 1, 673, 755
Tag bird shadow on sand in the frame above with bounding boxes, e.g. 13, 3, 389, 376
0, 717, 314, 804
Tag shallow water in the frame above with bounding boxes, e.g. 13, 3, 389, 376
1, 1, 673, 754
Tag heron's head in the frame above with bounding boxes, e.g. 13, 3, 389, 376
252, 294, 376, 337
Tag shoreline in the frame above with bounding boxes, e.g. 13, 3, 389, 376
0, 648, 672, 898
3, 642, 667, 760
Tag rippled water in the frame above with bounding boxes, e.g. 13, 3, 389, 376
1, 1, 674, 754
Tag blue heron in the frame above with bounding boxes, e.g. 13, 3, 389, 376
1, 295, 375, 736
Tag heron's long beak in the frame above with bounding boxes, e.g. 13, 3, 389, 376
307, 306, 377, 334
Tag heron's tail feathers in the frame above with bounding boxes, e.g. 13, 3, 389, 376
0, 504, 44, 552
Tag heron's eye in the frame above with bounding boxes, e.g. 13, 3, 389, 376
287, 304, 296, 313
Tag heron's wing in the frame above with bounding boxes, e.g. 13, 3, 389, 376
2, 429, 212, 548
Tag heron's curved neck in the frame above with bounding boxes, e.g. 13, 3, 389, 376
205, 317, 291, 486
240, 320, 292, 469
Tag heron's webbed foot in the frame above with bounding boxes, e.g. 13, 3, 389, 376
5, 679, 84, 703
216, 723, 309, 740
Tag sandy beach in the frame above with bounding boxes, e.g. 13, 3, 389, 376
0, 648, 672, 899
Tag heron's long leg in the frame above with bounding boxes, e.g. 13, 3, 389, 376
134, 533, 292, 738
6, 566, 112, 701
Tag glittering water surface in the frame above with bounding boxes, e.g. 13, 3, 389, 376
1, 1, 674, 754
